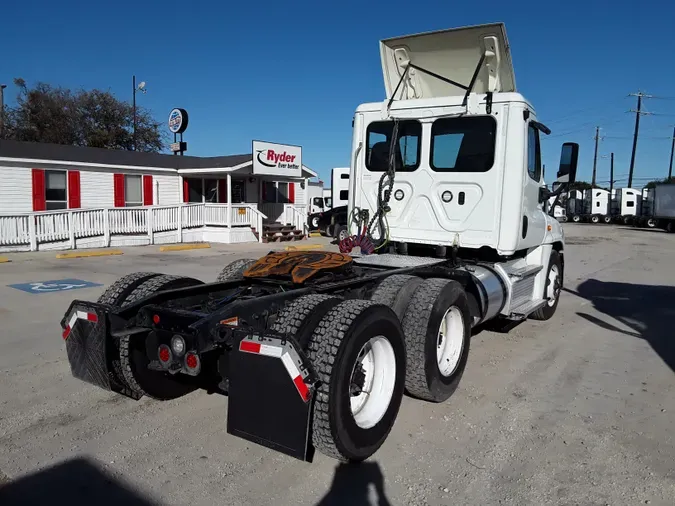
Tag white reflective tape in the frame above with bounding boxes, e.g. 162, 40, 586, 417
68, 312, 79, 329
76, 311, 89, 320
281, 352, 300, 379
258, 344, 283, 358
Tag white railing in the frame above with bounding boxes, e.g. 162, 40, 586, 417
284, 204, 309, 235
0, 203, 269, 251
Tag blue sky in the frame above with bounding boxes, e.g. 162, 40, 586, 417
3, 0, 674, 187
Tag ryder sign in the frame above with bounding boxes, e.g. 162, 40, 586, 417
252, 141, 302, 177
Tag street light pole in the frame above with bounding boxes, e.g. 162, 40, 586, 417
0, 84, 7, 138
132, 75, 137, 151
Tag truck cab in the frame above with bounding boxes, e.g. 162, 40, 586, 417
348, 23, 572, 260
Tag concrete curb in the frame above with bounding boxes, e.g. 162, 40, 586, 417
159, 243, 211, 252
285, 244, 325, 251
56, 250, 124, 259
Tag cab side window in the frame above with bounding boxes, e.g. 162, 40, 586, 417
527, 125, 542, 182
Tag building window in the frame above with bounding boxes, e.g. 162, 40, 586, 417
186, 178, 202, 203
45, 170, 67, 210
431, 116, 496, 173
124, 175, 143, 207
262, 181, 290, 203
366, 120, 421, 172
204, 179, 218, 203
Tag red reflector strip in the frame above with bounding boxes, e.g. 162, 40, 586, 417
63, 310, 98, 340
292, 375, 310, 402
281, 352, 310, 402
239, 341, 261, 354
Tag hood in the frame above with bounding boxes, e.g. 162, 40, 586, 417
379, 22, 516, 101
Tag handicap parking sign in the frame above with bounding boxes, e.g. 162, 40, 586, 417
8, 278, 102, 294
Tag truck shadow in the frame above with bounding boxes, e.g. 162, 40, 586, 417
0, 457, 158, 506
315, 461, 392, 506
566, 279, 675, 374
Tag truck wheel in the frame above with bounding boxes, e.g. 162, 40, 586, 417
308, 300, 406, 462
96, 272, 163, 394
666, 222, 674, 233
97, 272, 161, 307
591, 215, 600, 224
572, 215, 581, 223
530, 250, 562, 321
335, 225, 349, 242
603, 215, 612, 224
561, 215, 568, 223
647, 218, 656, 228
271, 294, 342, 349
401, 278, 471, 403
311, 216, 320, 229
216, 258, 256, 282
120, 274, 204, 400
369, 274, 423, 320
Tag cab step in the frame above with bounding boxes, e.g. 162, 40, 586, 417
508, 299, 547, 320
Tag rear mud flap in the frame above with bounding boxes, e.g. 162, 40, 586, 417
227, 334, 317, 461
61, 301, 141, 400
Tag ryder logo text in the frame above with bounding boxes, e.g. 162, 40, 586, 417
256, 149, 300, 170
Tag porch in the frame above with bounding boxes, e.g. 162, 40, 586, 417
179, 162, 315, 233
0, 202, 311, 253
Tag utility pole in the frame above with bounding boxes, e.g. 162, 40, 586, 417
628, 91, 653, 188
668, 125, 675, 180
591, 126, 600, 186
610, 152, 614, 196
0, 84, 6, 138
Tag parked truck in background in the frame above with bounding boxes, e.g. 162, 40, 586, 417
649, 184, 675, 232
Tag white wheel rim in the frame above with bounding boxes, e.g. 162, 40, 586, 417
312, 218, 319, 227
547, 264, 560, 307
436, 307, 465, 377
349, 336, 396, 429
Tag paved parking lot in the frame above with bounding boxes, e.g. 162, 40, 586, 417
1, 226, 674, 506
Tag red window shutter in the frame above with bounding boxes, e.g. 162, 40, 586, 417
113, 173, 125, 207
143, 175, 153, 205
289, 182, 295, 203
183, 179, 189, 203
32, 169, 46, 211
67, 170, 81, 209
218, 179, 227, 203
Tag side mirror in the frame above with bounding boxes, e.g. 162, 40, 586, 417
557, 142, 579, 184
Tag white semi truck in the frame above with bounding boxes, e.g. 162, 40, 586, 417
60, 23, 578, 464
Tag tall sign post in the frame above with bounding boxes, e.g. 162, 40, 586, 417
168, 108, 189, 156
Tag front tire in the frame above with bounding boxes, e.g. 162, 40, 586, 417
401, 278, 471, 403
307, 300, 406, 462
530, 250, 562, 321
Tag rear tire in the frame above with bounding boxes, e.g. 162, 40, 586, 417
401, 278, 471, 403
572, 215, 581, 223
216, 258, 256, 282
603, 215, 612, 224
307, 300, 406, 462
119, 274, 204, 400
271, 294, 342, 349
369, 274, 423, 320
591, 215, 600, 224
530, 250, 562, 321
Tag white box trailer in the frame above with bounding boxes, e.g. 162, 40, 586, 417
331, 167, 350, 209
652, 184, 675, 232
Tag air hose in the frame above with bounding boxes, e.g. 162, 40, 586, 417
339, 119, 400, 255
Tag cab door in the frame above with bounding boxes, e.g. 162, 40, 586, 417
519, 122, 547, 249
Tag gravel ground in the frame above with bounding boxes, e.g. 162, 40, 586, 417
0, 226, 674, 506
